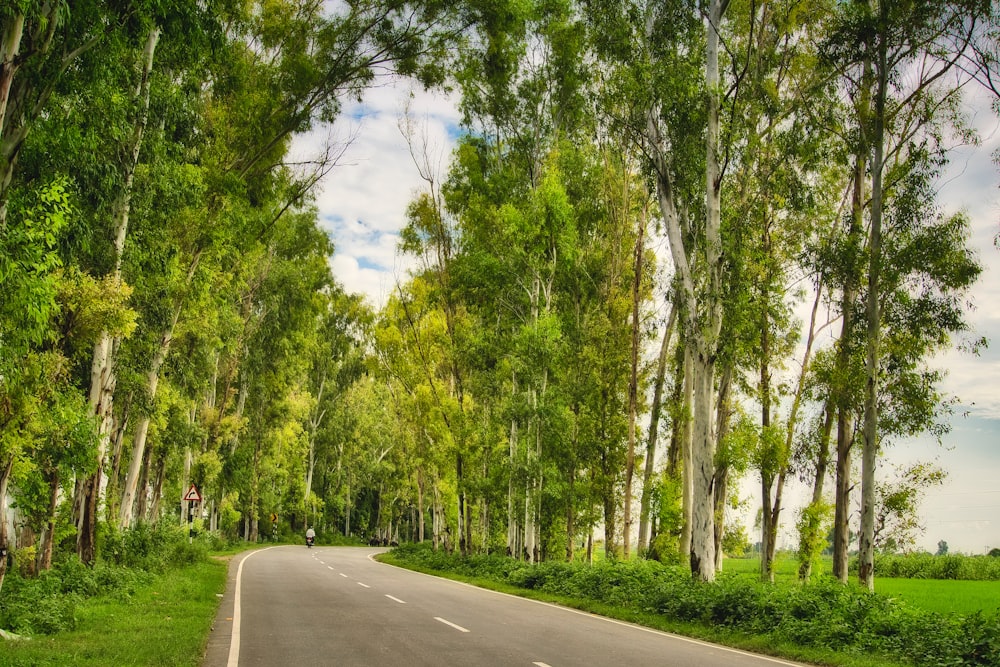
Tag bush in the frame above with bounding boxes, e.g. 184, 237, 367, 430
390, 544, 1000, 667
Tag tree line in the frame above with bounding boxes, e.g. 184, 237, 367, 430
0, 0, 997, 599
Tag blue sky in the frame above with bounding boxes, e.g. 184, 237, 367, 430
294, 79, 1000, 555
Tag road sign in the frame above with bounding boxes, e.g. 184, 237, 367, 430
270, 513, 278, 523
183, 484, 202, 502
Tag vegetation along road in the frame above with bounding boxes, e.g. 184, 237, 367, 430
202, 546, 806, 667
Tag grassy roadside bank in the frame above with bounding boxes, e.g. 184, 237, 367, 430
0, 559, 227, 666
378, 546, 1000, 667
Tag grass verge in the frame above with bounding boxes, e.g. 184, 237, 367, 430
0, 560, 227, 666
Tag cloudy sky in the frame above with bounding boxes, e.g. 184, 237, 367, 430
295, 78, 1000, 555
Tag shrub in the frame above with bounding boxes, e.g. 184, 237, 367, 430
390, 544, 1000, 667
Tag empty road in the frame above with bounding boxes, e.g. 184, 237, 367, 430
202, 546, 806, 667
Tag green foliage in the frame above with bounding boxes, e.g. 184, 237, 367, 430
0, 178, 73, 367
391, 544, 1000, 666
797, 500, 834, 577
0, 558, 154, 635
98, 523, 209, 572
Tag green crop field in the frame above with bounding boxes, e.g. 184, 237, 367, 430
875, 578, 1000, 615
721, 556, 1000, 616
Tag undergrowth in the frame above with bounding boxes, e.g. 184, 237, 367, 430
388, 543, 1000, 667
0, 523, 220, 635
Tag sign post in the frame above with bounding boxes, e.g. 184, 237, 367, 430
183, 484, 202, 542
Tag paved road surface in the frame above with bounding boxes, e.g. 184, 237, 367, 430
202, 546, 806, 667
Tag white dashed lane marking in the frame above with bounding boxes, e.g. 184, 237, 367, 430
385, 595, 406, 604
434, 617, 469, 633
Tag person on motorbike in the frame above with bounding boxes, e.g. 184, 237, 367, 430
305, 526, 315, 547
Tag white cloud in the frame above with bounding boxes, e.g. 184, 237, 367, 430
292, 79, 461, 307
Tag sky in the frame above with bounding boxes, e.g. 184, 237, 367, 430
293, 78, 1000, 556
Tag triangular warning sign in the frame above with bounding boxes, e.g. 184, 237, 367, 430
183, 484, 202, 502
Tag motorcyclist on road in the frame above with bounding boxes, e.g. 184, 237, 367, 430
305, 526, 315, 546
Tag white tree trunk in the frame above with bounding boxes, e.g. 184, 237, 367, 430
859, 13, 889, 591
118, 305, 180, 528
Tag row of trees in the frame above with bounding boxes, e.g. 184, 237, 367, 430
0, 0, 996, 603
0, 0, 456, 593
373, 0, 998, 589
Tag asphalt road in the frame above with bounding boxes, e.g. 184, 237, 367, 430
202, 546, 807, 667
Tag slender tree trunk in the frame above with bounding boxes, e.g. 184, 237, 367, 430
713, 367, 733, 571
859, 14, 888, 591
760, 239, 777, 583
623, 210, 646, 560
119, 305, 181, 528
0, 15, 25, 142
417, 470, 425, 542
148, 453, 166, 523
680, 347, 694, 562
646, 0, 727, 581
134, 441, 154, 523
305, 374, 326, 500
638, 301, 676, 553
36, 468, 58, 572
833, 148, 867, 583
799, 402, 835, 582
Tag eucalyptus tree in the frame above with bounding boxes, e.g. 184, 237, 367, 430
441, 0, 601, 560
587, 0, 745, 579
374, 282, 462, 548
302, 289, 368, 525
712, 0, 842, 582
822, 0, 990, 588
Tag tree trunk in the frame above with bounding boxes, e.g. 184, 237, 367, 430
760, 247, 777, 583
37, 467, 59, 572
799, 402, 834, 582
135, 437, 155, 523
0, 456, 15, 595
119, 305, 180, 528
638, 301, 676, 554
148, 452, 166, 523
645, 0, 727, 581
0, 15, 25, 143
679, 347, 694, 562
623, 209, 646, 560
859, 13, 888, 591
833, 147, 867, 583
713, 367, 733, 572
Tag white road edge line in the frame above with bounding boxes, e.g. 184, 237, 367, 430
434, 617, 470, 633
358, 582, 371, 588
227, 546, 278, 667
376, 557, 803, 667
386, 594, 407, 604
339, 573, 348, 577
533, 663, 552, 667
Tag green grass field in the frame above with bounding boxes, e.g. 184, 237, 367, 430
875, 578, 1000, 615
721, 556, 1000, 615
0, 560, 227, 666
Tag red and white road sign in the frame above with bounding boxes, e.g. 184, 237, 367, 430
183, 484, 202, 502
